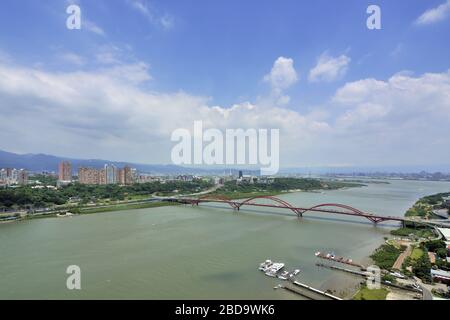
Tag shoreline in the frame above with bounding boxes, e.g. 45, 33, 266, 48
2, 182, 364, 223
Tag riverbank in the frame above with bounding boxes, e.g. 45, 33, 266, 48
320, 273, 365, 299
15, 201, 179, 221
350, 190, 450, 299
210, 180, 366, 201
2, 179, 450, 299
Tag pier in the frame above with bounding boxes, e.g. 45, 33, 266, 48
315, 252, 365, 269
316, 263, 422, 294
316, 263, 368, 277
283, 281, 343, 300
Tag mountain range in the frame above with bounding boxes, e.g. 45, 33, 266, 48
1, 149, 449, 176
0, 149, 202, 175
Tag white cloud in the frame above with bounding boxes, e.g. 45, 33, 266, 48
308, 52, 350, 83
61, 52, 85, 66
0, 54, 449, 168
264, 57, 298, 91
128, 0, 174, 30
84, 20, 105, 36
0, 58, 327, 166
330, 71, 450, 165
103, 62, 152, 84
415, 0, 450, 25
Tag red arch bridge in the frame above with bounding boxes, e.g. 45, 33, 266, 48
168, 195, 407, 225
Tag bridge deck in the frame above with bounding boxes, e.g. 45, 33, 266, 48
176, 197, 405, 224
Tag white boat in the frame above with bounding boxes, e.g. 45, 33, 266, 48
389, 272, 406, 279
259, 260, 273, 271
277, 270, 289, 280
292, 269, 300, 276
264, 262, 285, 277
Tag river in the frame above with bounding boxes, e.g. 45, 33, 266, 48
1, 179, 449, 299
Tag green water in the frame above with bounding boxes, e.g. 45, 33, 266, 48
1, 180, 449, 299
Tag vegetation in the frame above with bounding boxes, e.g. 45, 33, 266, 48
410, 247, 424, 260
402, 241, 442, 282
435, 258, 450, 271
403, 192, 450, 218
390, 227, 434, 238
353, 286, 389, 300
423, 240, 448, 259
381, 274, 397, 283
0, 179, 213, 210
432, 288, 450, 299
370, 244, 404, 270
211, 178, 364, 199
412, 254, 432, 282
404, 205, 431, 218
74, 201, 177, 214
28, 174, 58, 186
420, 192, 450, 206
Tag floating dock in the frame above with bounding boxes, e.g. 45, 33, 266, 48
316, 263, 368, 277
315, 251, 365, 269
258, 259, 300, 280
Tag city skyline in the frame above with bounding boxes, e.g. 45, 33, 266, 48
0, 0, 449, 169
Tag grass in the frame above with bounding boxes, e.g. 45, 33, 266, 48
208, 191, 285, 200
78, 201, 178, 214
370, 244, 404, 270
390, 227, 434, 238
353, 286, 389, 300
410, 247, 424, 260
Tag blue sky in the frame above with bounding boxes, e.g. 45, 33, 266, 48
0, 0, 449, 168
1, 0, 449, 106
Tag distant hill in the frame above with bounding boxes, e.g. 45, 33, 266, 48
0, 149, 204, 175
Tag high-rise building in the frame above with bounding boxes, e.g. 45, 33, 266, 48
0, 168, 7, 181
99, 168, 107, 185
58, 161, 72, 181
77, 165, 136, 185
123, 166, 134, 185
17, 169, 28, 185
105, 164, 117, 184
78, 168, 99, 185
0, 168, 28, 185
117, 168, 125, 185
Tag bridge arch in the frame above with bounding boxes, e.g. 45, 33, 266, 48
237, 195, 303, 216
197, 195, 240, 209
179, 196, 399, 224
299, 203, 380, 223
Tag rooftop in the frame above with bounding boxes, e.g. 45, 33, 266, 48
438, 228, 450, 241
431, 269, 450, 279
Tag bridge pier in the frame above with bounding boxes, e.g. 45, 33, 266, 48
179, 196, 400, 225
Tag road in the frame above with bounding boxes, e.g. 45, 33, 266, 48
392, 245, 412, 270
